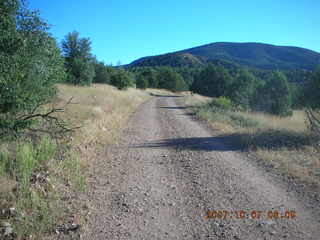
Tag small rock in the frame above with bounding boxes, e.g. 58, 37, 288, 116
9, 207, 16, 215
68, 223, 79, 231
2, 222, 11, 227
4, 225, 13, 236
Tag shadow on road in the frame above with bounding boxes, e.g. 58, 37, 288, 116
149, 93, 183, 98
131, 136, 241, 151
158, 106, 186, 110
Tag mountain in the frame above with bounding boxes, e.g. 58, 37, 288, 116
128, 42, 320, 70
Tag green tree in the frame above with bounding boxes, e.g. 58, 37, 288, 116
191, 64, 232, 97
157, 67, 187, 91
110, 69, 134, 90
229, 69, 255, 110
92, 60, 115, 84
138, 68, 158, 88
0, 0, 66, 136
136, 75, 149, 89
305, 67, 320, 109
264, 71, 292, 117
62, 31, 95, 85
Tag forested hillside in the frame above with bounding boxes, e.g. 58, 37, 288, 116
129, 42, 320, 70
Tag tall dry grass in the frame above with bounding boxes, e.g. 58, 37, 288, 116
55, 84, 151, 147
237, 110, 307, 132
183, 92, 212, 107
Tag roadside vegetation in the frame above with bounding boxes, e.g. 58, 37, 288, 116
192, 95, 320, 188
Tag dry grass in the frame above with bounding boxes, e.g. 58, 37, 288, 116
146, 88, 176, 97
51, 83, 152, 193
183, 92, 212, 107
256, 147, 320, 186
238, 110, 307, 132
192, 98, 320, 189
54, 84, 151, 147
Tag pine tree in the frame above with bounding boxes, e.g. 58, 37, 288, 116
191, 64, 232, 97
264, 71, 292, 117
229, 69, 255, 110
62, 31, 95, 85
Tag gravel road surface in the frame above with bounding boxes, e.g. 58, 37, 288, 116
82, 96, 320, 240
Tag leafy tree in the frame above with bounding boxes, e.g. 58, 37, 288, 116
191, 64, 232, 97
110, 69, 134, 90
263, 71, 292, 116
137, 68, 158, 88
157, 67, 187, 91
0, 0, 66, 137
136, 75, 149, 89
93, 60, 115, 84
176, 67, 202, 89
305, 67, 320, 109
62, 31, 95, 85
289, 83, 304, 109
229, 69, 255, 110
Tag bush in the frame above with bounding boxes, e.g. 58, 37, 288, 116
110, 69, 134, 90
136, 75, 149, 89
0, 0, 66, 137
157, 67, 187, 91
93, 61, 115, 84
66, 56, 95, 86
208, 97, 233, 111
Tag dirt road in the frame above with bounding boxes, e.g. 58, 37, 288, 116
82, 96, 320, 240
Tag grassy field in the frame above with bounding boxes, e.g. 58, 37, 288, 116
190, 98, 320, 189
0, 83, 152, 239
55, 84, 151, 145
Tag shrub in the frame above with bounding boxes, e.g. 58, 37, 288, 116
0, 0, 66, 137
136, 75, 149, 89
110, 69, 134, 90
157, 67, 187, 91
209, 97, 233, 110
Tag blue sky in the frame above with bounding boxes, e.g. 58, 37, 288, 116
29, 0, 319, 65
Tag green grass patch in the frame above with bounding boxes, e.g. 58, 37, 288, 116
0, 135, 84, 239
58, 150, 86, 191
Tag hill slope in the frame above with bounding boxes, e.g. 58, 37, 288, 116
129, 42, 320, 70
